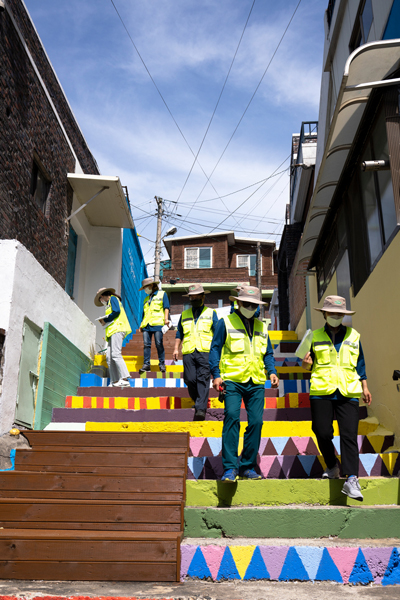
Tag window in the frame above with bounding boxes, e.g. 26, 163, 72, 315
349, 0, 373, 52
184, 247, 212, 269
237, 254, 258, 276
218, 299, 223, 308
31, 159, 51, 213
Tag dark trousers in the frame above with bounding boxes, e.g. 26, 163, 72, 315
182, 350, 211, 411
310, 396, 360, 476
222, 379, 265, 472
143, 330, 165, 366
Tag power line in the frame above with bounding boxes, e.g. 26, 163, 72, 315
176, 0, 256, 207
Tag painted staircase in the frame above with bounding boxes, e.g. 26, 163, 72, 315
45, 329, 400, 585
0, 430, 187, 581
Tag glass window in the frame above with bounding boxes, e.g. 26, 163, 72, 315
218, 299, 223, 308
237, 254, 258, 276
360, 145, 382, 265
361, 0, 373, 41
184, 247, 212, 269
31, 160, 51, 213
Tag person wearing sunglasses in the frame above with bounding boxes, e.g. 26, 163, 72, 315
210, 285, 279, 482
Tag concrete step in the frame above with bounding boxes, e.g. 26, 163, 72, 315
180, 537, 400, 584
51, 406, 368, 425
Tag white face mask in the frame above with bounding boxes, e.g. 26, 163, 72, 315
100, 298, 108, 306
240, 306, 257, 319
144, 286, 153, 295
326, 315, 343, 327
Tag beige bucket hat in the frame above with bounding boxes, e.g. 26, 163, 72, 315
139, 277, 160, 291
314, 295, 355, 315
230, 282, 248, 297
183, 283, 210, 297
229, 285, 266, 305
94, 287, 116, 307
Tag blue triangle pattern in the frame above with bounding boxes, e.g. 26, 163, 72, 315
270, 437, 289, 456
297, 455, 316, 476
382, 548, 400, 586
332, 436, 341, 454
207, 437, 222, 457
359, 454, 379, 476
315, 548, 343, 582
279, 547, 309, 581
244, 546, 270, 580
187, 457, 205, 480
295, 546, 324, 580
217, 547, 241, 581
187, 547, 212, 579
349, 548, 374, 585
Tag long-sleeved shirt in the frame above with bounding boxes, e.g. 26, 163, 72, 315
141, 291, 170, 332
209, 310, 277, 379
176, 305, 219, 340
103, 295, 121, 324
309, 323, 366, 401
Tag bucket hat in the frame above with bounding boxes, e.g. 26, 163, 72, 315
139, 277, 160, 291
94, 287, 116, 307
183, 283, 210, 296
229, 285, 266, 305
230, 282, 248, 297
314, 295, 355, 315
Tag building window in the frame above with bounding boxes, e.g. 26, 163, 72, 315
218, 299, 223, 308
237, 254, 258, 276
184, 247, 212, 269
31, 159, 51, 213
349, 0, 373, 52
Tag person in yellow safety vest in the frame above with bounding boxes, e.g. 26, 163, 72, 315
302, 295, 372, 502
138, 277, 170, 374
210, 285, 279, 482
94, 287, 132, 387
173, 284, 218, 421
230, 284, 260, 317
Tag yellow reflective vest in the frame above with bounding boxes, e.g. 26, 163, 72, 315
141, 290, 166, 328
220, 312, 269, 385
309, 327, 362, 398
105, 296, 132, 340
181, 306, 215, 354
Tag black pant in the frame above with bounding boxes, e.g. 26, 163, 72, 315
310, 396, 360, 476
182, 350, 211, 411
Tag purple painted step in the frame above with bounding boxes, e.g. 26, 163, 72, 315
52, 407, 353, 423
77, 387, 280, 398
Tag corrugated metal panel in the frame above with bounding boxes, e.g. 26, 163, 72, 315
34, 324, 91, 430
121, 229, 148, 336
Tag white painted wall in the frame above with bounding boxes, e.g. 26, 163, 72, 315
0, 240, 96, 434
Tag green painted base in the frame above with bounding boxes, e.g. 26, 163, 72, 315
184, 506, 400, 539
186, 478, 400, 507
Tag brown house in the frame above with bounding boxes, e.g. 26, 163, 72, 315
162, 231, 277, 316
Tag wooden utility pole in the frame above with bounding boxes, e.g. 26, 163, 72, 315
154, 196, 163, 280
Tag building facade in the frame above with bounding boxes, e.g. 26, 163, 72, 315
162, 231, 277, 316
284, 0, 400, 438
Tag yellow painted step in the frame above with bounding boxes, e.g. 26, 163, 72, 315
268, 331, 298, 341
86, 417, 380, 438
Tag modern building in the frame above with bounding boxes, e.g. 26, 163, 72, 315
0, 0, 147, 432
161, 231, 277, 316
282, 0, 400, 438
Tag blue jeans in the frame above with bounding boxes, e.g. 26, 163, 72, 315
143, 330, 165, 366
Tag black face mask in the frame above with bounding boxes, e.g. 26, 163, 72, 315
190, 299, 203, 308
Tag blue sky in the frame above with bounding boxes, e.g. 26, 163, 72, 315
24, 0, 327, 269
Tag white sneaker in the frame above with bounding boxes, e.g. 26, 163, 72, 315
322, 464, 340, 479
112, 379, 131, 387
342, 476, 363, 501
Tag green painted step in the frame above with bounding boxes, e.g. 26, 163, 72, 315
186, 478, 400, 507
184, 505, 400, 539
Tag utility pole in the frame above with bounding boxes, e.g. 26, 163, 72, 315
154, 196, 163, 281
256, 241, 264, 319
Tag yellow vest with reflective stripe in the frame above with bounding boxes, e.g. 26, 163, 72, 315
141, 290, 165, 328
105, 296, 132, 340
181, 306, 215, 354
220, 312, 269, 385
309, 327, 362, 398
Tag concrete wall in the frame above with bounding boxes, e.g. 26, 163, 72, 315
0, 240, 96, 433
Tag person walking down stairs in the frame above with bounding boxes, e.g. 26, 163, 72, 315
210, 285, 279, 482
173, 284, 218, 422
94, 287, 132, 387
302, 295, 372, 502
138, 277, 170, 374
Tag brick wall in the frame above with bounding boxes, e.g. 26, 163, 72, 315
277, 223, 303, 330
289, 257, 308, 330
0, 0, 99, 287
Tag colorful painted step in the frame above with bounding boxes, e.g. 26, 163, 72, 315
76, 386, 280, 398
187, 452, 400, 480
180, 541, 400, 584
